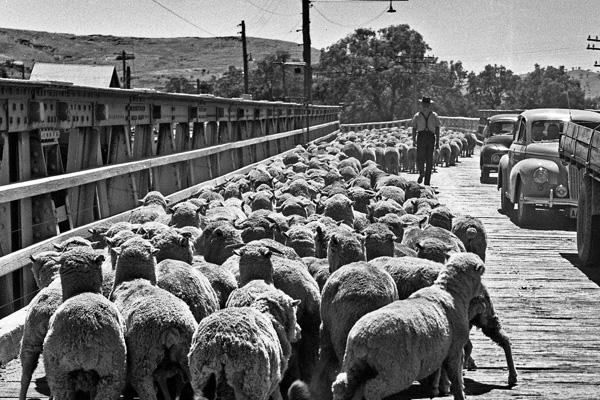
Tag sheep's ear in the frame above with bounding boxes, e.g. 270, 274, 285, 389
233, 249, 241, 256
387, 234, 397, 242
265, 245, 284, 255
281, 231, 289, 240
475, 262, 485, 272
30, 254, 38, 263
291, 299, 301, 307
414, 242, 422, 250
330, 236, 339, 246
53, 242, 64, 251
151, 247, 160, 256
316, 226, 323, 236
225, 243, 245, 250
112, 247, 122, 256
138, 199, 144, 205
179, 231, 193, 239
89, 240, 101, 249
94, 254, 105, 265
418, 216, 428, 228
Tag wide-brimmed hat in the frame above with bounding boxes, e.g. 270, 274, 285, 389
419, 96, 433, 104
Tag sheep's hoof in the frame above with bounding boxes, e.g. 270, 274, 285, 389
465, 356, 477, 371
508, 373, 518, 387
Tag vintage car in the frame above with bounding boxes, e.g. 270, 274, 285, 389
498, 108, 600, 226
480, 114, 519, 183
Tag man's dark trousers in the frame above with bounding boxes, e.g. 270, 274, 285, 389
416, 131, 435, 185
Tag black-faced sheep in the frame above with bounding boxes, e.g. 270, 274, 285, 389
332, 253, 486, 400
188, 291, 301, 400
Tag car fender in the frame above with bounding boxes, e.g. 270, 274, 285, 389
497, 154, 509, 190
508, 158, 562, 203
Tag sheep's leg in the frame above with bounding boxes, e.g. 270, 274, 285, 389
133, 377, 159, 400
19, 351, 40, 400
156, 376, 173, 400
444, 355, 466, 400
481, 322, 518, 385
93, 376, 125, 400
46, 373, 76, 400
463, 339, 477, 370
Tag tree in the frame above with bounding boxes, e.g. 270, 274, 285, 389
164, 76, 196, 94
466, 64, 519, 110
511, 64, 586, 109
213, 66, 244, 98
422, 60, 474, 117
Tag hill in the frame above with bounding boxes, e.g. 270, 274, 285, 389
0, 27, 320, 90
566, 68, 600, 99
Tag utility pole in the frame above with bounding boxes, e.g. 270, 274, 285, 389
397, 54, 436, 115
302, 0, 312, 104
587, 35, 600, 67
115, 51, 135, 88
239, 20, 249, 94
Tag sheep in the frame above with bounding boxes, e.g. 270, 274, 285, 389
342, 141, 363, 161
110, 236, 198, 400
189, 290, 301, 400
374, 213, 404, 242
29, 250, 61, 289
383, 146, 399, 174
149, 226, 195, 264
284, 225, 316, 258
361, 223, 396, 261
235, 214, 278, 243
402, 225, 466, 256
379, 256, 517, 386
307, 261, 398, 400
201, 221, 244, 265
376, 186, 406, 206
415, 237, 454, 263
193, 261, 238, 309
347, 187, 376, 214
449, 140, 461, 166
332, 253, 486, 400
244, 190, 275, 212
128, 191, 169, 224
321, 193, 355, 227
368, 199, 406, 220
428, 205, 455, 231
156, 259, 220, 323
405, 145, 417, 173
168, 200, 201, 228
452, 215, 488, 262
18, 269, 63, 400
43, 247, 127, 400
327, 229, 366, 273
438, 143, 451, 167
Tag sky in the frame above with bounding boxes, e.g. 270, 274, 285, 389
0, 0, 598, 75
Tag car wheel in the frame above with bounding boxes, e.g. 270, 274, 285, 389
500, 175, 513, 213
517, 183, 535, 226
577, 176, 600, 267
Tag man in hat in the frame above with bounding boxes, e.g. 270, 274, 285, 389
412, 96, 441, 185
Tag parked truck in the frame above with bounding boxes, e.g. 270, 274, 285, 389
559, 119, 600, 267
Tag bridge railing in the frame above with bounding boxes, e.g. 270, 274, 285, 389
0, 78, 340, 317
340, 116, 479, 133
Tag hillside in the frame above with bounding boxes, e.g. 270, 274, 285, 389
567, 68, 600, 99
0, 27, 320, 90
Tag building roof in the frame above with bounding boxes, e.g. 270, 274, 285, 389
29, 63, 121, 88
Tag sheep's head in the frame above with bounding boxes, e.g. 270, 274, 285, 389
56, 247, 105, 300
203, 222, 244, 265
29, 250, 61, 289
233, 243, 282, 285
113, 236, 158, 286
327, 230, 366, 273
436, 253, 486, 299
53, 236, 95, 252
362, 223, 396, 261
169, 201, 201, 229
253, 291, 302, 347
150, 228, 194, 264
139, 190, 168, 211
415, 237, 453, 264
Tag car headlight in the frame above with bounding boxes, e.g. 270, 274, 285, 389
555, 184, 568, 198
533, 167, 549, 184
491, 154, 501, 163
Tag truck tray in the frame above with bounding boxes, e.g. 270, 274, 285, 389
560, 121, 600, 177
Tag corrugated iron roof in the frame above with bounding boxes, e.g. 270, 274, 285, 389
29, 63, 121, 88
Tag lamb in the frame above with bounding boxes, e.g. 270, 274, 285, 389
43, 247, 127, 400
189, 290, 301, 400
332, 253, 486, 400
347, 187, 376, 214
308, 261, 398, 400
452, 214, 488, 262
374, 213, 404, 242
110, 236, 198, 400
156, 259, 220, 323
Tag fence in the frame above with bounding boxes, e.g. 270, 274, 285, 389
340, 116, 479, 133
0, 78, 340, 317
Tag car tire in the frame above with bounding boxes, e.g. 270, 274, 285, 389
516, 182, 535, 226
500, 174, 513, 213
577, 175, 600, 267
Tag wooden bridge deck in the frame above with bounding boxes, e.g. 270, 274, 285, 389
2, 146, 600, 399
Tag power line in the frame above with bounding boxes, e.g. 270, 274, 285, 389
312, 3, 389, 29
242, 0, 299, 17
149, 0, 216, 36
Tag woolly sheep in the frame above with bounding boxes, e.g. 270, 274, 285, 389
29, 250, 61, 289
376, 186, 406, 206
383, 146, 400, 174
452, 215, 488, 262
169, 200, 201, 228
235, 214, 278, 243
188, 291, 301, 400
284, 225, 316, 258
321, 193, 355, 227
346, 187, 376, 214
379, 256, 517, 386
402, 225, 466, 255
438, 142, 452, 167
368, 199, 406, 220
415, 237, 454, 263
43, 247, 127, 400
405, 145, 417, 173
156, 259, 220, 323
202, 221, 244, 265
428, 206, 455, 231
310, 261, 398, 400
361, 223, 396, 261
449, 140, 461, 166
128, 191, 169, 224
332, 253, 485, 400
150, 226, 194, 264
193, 260, 239, 309
110, 237, 198, 400
327, 229, 366, 273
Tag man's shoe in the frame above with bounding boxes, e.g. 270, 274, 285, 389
417, 174, 423, 184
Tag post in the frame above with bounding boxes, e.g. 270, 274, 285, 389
121, 51, 127, 88
241, 20, 249, 94
302, 0, 312, 104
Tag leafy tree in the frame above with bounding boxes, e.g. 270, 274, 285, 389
422, 60, 475, 117
510, 64, 586, 109
466, 64, 519, 110
213, 66, 244, 98
164, 76, 196, 94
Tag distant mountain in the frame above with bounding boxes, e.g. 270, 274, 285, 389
0, 27, 320, 91
566, 68, 600, 99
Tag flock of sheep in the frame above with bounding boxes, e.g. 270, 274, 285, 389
19, 126, 513, 400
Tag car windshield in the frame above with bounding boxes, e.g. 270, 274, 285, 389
531, 120, 563, 142
490, 121, 514, 136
